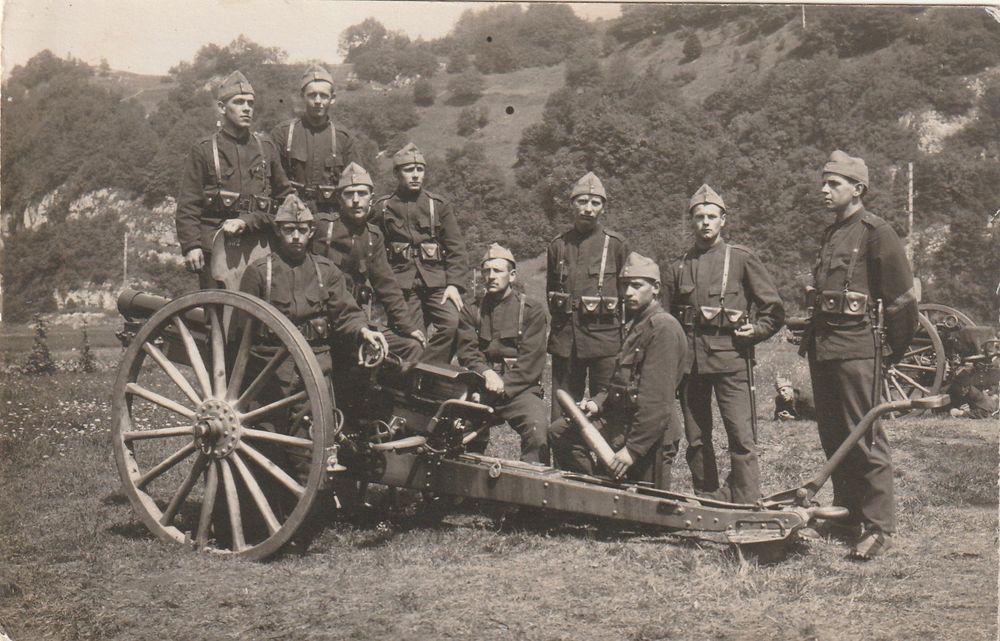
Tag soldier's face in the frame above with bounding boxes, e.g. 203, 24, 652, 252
339, 185, 372, 222
690, 204, 725, 244
778, 386, 795, 402
821, 173, 862, 212
277, 223, 314, 258
481, 258, 515, 294
572, 195, 604, 232
219, 94, 254, 130
302, 81, 334, 122
396, 164, 425, 193
623, 278, 658, 312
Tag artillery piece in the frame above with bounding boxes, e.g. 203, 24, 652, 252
114, 288, 949, 560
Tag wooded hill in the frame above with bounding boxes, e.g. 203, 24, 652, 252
2, 5, 999, 323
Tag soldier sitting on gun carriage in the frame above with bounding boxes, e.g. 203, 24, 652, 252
456, 244, 550, 464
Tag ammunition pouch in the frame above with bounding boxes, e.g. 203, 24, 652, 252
488, 357, 518, 375
388, 242, 416, 264
418, 241, 443, 264
259, 316, 329, 346
699, 306, 746, 330
606, 382, 638, 410
579, 296, 619, 319
672, 304, 697, 328
203, 189, 274, 218
297, 184, 338, 205
816, 290, 869, 327
548, 291, 572, 316
354, 284, 374, 306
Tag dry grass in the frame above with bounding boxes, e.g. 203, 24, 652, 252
0, 324, 996, 641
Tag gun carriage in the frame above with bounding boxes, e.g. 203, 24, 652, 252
115, 288, 948, 560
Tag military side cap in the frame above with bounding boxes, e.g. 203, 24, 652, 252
393, 142, 426, 167
775, 377, 793, 391
337, 162, 374, 190
217, 70, 254, 102
688, 183, 726, 213
619, 252, 660, 282
823, 150, 869, 187
301, 64, 334, 91
570, 172, 607, 200
274, 194, 314, 224
481, 243, 516, 267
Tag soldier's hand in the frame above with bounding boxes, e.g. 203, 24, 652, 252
184, 248, 205, 272
360, 328, 389, 361
409, 329, 427, 346
579, 399, 599, 417
441, 285, 464, 312
734, 323, 755, 339
483, 369, 505, 395
609, 448, 634, 479
221, 218, 248, 236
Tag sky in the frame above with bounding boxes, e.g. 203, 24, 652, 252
0, 0, 623, 77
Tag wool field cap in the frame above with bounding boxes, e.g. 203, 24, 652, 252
823, 150, 869, 187
619, 252, 660, 282
688, 183, 726, 213
274, 194, 315, 225
217, 70, 254, 102
301, 64, 334, 91
570, 172, 607, 200
775, 377, 793, 391
481, 242, 516, 267
393, 142, 426, 167
337, 162, 374, 189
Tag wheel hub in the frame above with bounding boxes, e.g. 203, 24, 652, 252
193, 399, 241, 458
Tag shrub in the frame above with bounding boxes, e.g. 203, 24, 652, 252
22, 315, 56, 376
682, 32, 703, 62
447, 68, 485, 105
456, 105, 490, 136
413, 78, 436, 106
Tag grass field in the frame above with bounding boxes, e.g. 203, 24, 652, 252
0, 324, 996, 641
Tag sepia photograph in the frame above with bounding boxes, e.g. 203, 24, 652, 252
1, 1, 998, 639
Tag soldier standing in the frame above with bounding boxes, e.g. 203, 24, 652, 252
456, 244, 550, 464
270, 65, 355, 212
310, 161, 426, 362
373, 143, 469, 363
802, 151, 917, 559
549, 253, 687, 489
546, 172, 629, 421
663, 184, 784, 504
176, 70, 291, 288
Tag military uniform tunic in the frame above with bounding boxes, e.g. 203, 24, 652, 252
270, 118, 355, 198
549, 301, 687, 488
663, 241, 784, 503
804, 208, 917, 534
546, 224, 629, 419
456, 289, 549, 463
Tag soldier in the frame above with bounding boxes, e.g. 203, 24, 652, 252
801, 150, 918, 559
456, 244, 549, 464
270, 65, 355, 212
773, 377, 815, 421
176, 70, 291, 288
546, 172, 629, 421
373, 143, 469, 363
549, 253, 686, 488
663, 184, 784, 504
310, 161, 426, 362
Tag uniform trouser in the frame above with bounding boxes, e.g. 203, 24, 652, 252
403, 285, 460, 364
549, 351, 616, 422
809, 357, 895, 533
682, 369, 761, 504
197, 256, 222, 290
329, 330, 423, 413
548, 414, 678, 489
468, 389, 550, 464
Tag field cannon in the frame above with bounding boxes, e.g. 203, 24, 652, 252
114, 288, 949, 560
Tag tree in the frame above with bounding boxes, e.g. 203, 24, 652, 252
682, 32, 703, 62
78, 324, 97, 373
22, 315, 56, 375
456, 105, 489, 136
565, 48, 602, 88
446, 49, 469, 73
413, 78, 436, 106
446, 68, 485, 105
339, 18, 391, 61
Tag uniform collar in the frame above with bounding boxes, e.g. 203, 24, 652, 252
692, 238, 725, 256
395, 188, 422, 203
300, 115, 331, 132
219, 127, 251, 143
570, 221, 604, 241
628, 300, 663, 326
830, 206, 866, 231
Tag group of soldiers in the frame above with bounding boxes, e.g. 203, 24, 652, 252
176, 68, 918, 561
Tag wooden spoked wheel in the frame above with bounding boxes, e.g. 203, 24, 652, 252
918, 302, 977, 331
882, 312, 946, 417
112, 290, 335, 559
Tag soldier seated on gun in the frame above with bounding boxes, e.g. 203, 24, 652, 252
549, 253, 686, 489
773, 376, 815, 421
456, 244, 549, 464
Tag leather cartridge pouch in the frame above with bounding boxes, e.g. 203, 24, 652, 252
315, 186, 338, 204
389, 241, 412, 263
818, 290, 869, 327
548, 291, 572, 315
204, 188, 240, 212
418, 240, 442, 263
579, 296, 618, 318
299, 317, 330, 342
699, 306, 746, 329
673, 305, 697, 328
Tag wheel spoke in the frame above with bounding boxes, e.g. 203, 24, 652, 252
230, 451, 280, 535
236, 347, 290, 409
904, 344, 934, 358
239, 391, 308, 425
892, 368, 931, 394
242, 427, 314, 451
123, 426, 193, 442
142, 342, 202, 406
890, 373, 911, 400
160, 454, 208, 526
895, 362, 937, 373
126, 383, 196, 420
226, 317, 256, 402
220, 460, 246, 552
138, 442, 197, 489
238, 442, 305, 498
174, 315, 214, 400
196, 461, 219, 549
208, 305, 228, 400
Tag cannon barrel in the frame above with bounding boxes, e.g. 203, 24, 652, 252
118, 288, 205, 326
785, 316, 810, 331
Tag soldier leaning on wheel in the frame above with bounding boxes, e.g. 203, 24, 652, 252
549, 253, 687, 489
176, 70, 292, 288
456, 244, 550, 464
800, 150, 917, 560
663, 184, 784, 504
546, 172, 630, 422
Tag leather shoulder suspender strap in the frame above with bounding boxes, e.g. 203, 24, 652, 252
211, 133, 222, 188
843, 225, 869, 292
330, 123, 337, 158
286, 121, 295, 154
265, 254, 272, 305
517, 293, 526, 345
325, 219, 335, 245
429, 198, 437, 240
718, 244, 732, 308
310, 255, 327, 303
252, 133, 266, 187
596, 232, 610, 294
